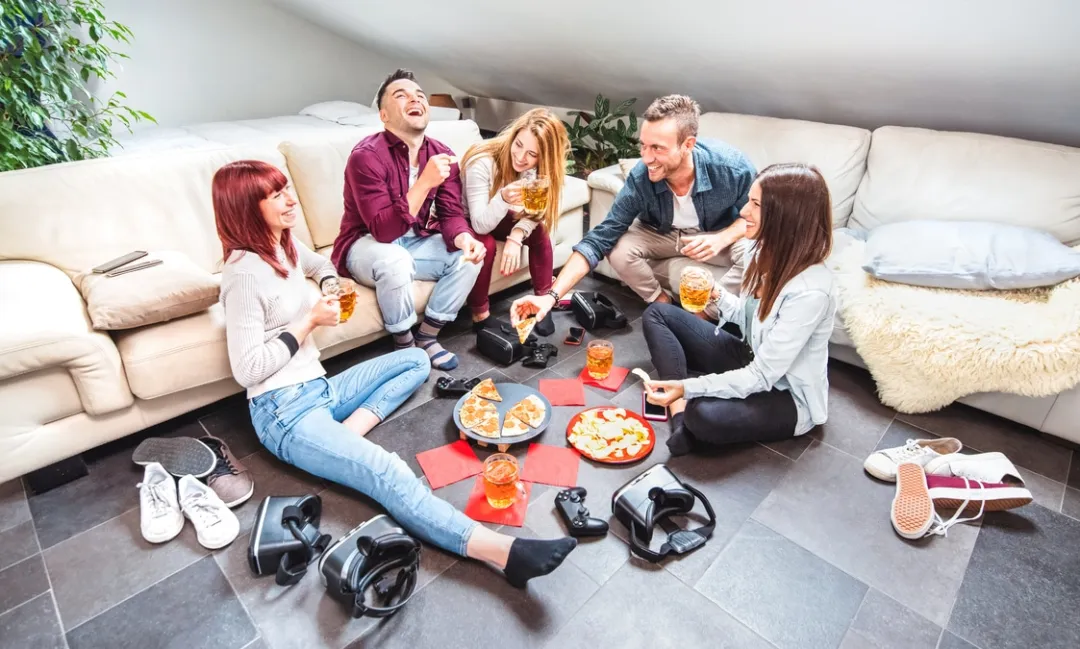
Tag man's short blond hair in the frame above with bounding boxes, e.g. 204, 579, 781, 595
642, 95, 701, 142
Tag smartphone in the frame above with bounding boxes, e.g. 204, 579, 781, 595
564, 326, 585, 346
93, 251, 147, 274
642, 390, 669, 421
105, 259, 162, 277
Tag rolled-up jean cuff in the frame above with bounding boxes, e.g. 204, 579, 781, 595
357, 404, 386, 422
457, 521, 479, 556
422, 309, 458, 323
384, 312, 418, 334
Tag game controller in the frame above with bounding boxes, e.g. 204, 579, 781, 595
435, 376, 482, 398
554, 487, 609, 537
522, 342, 558, 369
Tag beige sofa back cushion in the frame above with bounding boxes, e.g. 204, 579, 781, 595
0, 145, 313, 276
697, 113, 871, 228
281, 121, 483, 249
851, 126, 1080, 246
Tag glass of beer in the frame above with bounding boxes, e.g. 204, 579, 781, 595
329, 278, 357, 323
586, 339, 614, 380
520, 175, 550, 218
483, 453, 525, 509
679, 266, 713, 314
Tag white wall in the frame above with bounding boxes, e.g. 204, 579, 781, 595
94, 0, 458, 128
268, 0, 1080, 147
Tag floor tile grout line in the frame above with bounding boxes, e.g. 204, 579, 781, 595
61, 552, 210, 638
32, 521, 71, 649
214, 548, 261, 648
36, 502, 141, 553
0, 590, 55, 623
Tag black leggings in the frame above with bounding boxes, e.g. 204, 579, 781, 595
642, 302, 798, 447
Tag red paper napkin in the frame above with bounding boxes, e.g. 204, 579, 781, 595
464, 476, 532, 527
520, 443, 580, 488
416, 441, 483, 490
578, 365, 630, 392
538, 378, 586, 406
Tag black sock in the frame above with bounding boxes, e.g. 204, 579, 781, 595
667, 413, 694, 456
503, 537, 577, 588
534, 310, 555, 336
472, 315, 493, 332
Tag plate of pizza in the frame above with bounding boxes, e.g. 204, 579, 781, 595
453, 379, 552, 445
566, 406, 656, 464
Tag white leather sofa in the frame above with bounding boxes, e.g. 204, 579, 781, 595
0, 120, 589, 482
586, 112, 1080, 445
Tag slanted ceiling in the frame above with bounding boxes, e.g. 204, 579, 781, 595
269, 0, 1080, 146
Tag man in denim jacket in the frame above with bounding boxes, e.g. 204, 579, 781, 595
512, 95, 756, 321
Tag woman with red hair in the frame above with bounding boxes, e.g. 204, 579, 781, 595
214, 160, 575, 588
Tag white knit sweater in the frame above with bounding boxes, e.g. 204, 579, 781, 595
461, 155, 540, 238
219, 241, 337, 398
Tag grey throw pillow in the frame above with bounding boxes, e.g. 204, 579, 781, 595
863, 220, 1080, 290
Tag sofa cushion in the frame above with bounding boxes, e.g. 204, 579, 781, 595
850, 126, 1080, 246
0, 145, 313, 277
863, 220, 1080, 290
75, 251, 220, 330
112, 303, 233, 400
281, 121, 484, 249
561, 176, 590, 212
697, 113, 871, 228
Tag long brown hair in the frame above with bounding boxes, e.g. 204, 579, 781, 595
743, 163, 833, 320
212, 160, 297, 278
461, 108, 569, 234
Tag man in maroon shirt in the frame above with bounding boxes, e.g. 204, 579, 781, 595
332, 69, 487, 371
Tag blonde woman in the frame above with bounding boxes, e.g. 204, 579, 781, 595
462, 108, 569, 333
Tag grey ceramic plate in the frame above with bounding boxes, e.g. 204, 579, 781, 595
453, 383, 553, 445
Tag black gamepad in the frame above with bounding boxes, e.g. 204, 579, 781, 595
435, 376, 482, 398
522, 342, 558, 369
555, 487, 609, 537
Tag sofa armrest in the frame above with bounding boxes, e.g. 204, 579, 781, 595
586, 164, 626, 196
0, 261, 133, 415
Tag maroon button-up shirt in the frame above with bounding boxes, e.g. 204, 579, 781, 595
330, 130, 473, 276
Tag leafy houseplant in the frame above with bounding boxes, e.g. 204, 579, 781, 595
563, 94, 639, 179
0, 0, 154, 171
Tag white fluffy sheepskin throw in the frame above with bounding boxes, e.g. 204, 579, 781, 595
828, 240, 1080, 413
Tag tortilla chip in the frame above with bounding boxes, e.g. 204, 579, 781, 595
471, 378, 502, 402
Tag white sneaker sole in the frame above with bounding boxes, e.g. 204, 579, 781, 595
863, 458, 897, 482
891, 464, 934, 540
142, 522, 184, 544
928, 485, 1033, 512
221, 482, 255, 509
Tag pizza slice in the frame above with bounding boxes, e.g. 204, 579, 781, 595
508, 394, 546, 429
459, 395, 497, 429
471, 409, 501, 439
471, 378, 502, 402
500, 414, 530, 437
514, 316, 537, 344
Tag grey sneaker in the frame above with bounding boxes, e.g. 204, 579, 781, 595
133, 437, 216, 478
199, 436, 254, 508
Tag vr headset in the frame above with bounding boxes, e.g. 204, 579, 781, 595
319, 514, 422, 619
571, 292, 628, 331
248, 495, 331, 586
611, 464, 716, 563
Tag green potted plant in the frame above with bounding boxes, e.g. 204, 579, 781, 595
563, 94, 639, 179
1, 0, 154, 172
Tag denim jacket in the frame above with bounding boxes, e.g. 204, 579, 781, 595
572, 139, 756, 268
683, 244, 838, 436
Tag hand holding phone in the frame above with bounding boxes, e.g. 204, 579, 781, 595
642, 389, 669, 421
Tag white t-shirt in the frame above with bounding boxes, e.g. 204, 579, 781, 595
409, 165, 419, 189
672, 184, 699, 229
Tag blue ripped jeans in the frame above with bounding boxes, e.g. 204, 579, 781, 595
249, 347, 478, 556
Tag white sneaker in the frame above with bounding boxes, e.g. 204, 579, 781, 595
925, 451, 1024, 484
178, 475, 240, 550
864, 437, 963, 482
138, 462, 184, 544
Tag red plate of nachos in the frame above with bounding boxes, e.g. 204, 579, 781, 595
566, 406, 656, 464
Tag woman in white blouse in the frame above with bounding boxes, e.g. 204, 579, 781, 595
461, 108, 569, 333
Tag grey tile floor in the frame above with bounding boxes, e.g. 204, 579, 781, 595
2, 276, 1079, 649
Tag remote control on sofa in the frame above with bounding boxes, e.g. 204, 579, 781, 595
554, 487, 609, 537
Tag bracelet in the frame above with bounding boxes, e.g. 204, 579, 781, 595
546, 289, 561, 303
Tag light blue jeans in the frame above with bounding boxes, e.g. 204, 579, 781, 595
346, 231, 483, 334
249, 348, 478, 556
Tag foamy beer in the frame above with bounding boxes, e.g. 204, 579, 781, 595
679, 266, 714, 314
521, 175, 550, 218
332, 278, 358, 323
